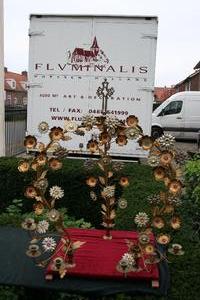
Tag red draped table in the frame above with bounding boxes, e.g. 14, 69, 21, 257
46, 228, 159, 285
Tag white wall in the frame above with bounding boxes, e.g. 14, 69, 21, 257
0, 0, 5, 156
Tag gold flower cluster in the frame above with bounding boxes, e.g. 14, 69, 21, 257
18, 127, 85, 278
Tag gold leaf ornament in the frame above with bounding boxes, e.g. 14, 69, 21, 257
99, 176, 106, 185
108, 171, 113, 178
59, 267, 67, 279
101, 204, 107, 212
72, 241, 86, 250
110, 210, 116, 220
97, 162, 104, 171
40, 170, 48, 179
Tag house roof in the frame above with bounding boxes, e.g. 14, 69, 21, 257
194, 61, 200, 70
174, 69, 200, 87
4, 70, 27, 92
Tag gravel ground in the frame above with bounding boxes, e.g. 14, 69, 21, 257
175, 140, 199, 154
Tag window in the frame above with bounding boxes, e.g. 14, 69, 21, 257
20, 81, 27, 90
185, 81, 191, 91
158, 101, 183, 116
6, 79, 16, 89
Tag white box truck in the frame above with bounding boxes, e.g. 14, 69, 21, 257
152, 91, 200, 140
27, 14, 158, 159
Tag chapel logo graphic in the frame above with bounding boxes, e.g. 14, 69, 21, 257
67, 37, 109, 65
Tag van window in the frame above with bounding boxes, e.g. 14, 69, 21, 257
158, 101, 183, 116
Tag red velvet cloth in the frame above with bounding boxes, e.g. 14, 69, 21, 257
46, 228, 159, 281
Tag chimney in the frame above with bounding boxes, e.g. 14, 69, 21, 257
21, 71, 27, 77
4, 67, 7, 73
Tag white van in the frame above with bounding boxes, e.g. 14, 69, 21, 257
151, 91, 200, 140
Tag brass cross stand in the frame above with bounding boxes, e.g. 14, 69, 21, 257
96, 78, 115, 114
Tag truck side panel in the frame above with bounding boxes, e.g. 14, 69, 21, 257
28, 15, 158, 158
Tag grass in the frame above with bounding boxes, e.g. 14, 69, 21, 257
0, 158, 199, 300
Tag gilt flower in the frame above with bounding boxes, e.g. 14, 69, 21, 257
52, 257, 65, 270
26, 244, 41, 258
170, 216, 181, 230
160, 151, 173, 165
22, 218, 36, 231
50, 186, 64, 199
169, 180, 182, 194
118, 253, 136, 272
119, 177, 129, 187
47, 209, 60, 222
138, 135, 154, 150
104, 116, 121, 130
152, 216, 165, 229
48, 158, 63, 170
24, 135, 37, 149
126, 115, 138, 127
138, 233, 150, 245
25, 186, 37, 199
42, 237, 57, 252
33, 203, 44, 215
168, 195, 182, 206
99, 132, 111, 144
145, 244, 155, 254
36, 152, 47, 166
31, 160, 38, 171
36, 142, 46, 152
118, 198, 128, 209
116, 135, 128, 146
157, 234, 171, 245
81, 114, 96, 127
122, 253, 136, 266
99, 156, 112, 166
125, 127, 141, 139
86, 176, 97, 187
18, 160, 30, 172
102, 185, 115, 198
49, 127, 64, 141
34, 178, 48, 192
157, 134, 175, 148
147, 155, 160, 167
153, 166, 166, 181
147, 194, 161, 205
134, 212, 149, 227
64, 121, 78, 132
38, 121, 49, 134
37, 220, 49, 234
87, 140, 98, 153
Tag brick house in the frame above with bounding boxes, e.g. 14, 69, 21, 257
154, 86, 176, 102
4, 67, 28, 107
174, 61, 200, 92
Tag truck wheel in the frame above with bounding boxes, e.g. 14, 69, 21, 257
151, 126, 163, 139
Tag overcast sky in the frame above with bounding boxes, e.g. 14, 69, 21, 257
3, 0, 200, 86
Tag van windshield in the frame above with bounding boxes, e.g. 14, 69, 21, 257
158, 100, 183, 116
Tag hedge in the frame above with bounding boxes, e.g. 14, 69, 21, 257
0, 157, 163, 228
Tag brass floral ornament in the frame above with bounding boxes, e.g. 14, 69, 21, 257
118, 132, 185, 274
80, 80, 184, 247
19, 79, 185, 281
79, 79, 154, 239
19, 121, 86, 279
103, 130, 185, 278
